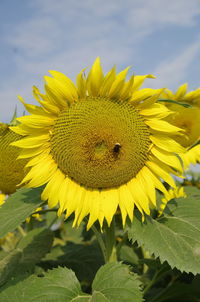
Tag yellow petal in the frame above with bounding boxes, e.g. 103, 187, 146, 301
99, 66, 116, 97
150, 135, 185, 153
9, 126, 29, 136
119, 184, 134, 226
146, 119, 183, 133
0, 194, 6, 206
128, 178, 150, 215
140, 103, 172, 118
144, 167, 168, 196
17, 143, 50, 159
99, 188, 119, 226
138, 167, 156, 207
76, 68, 87, 98
132, 74, 156, 91
151, 146, 183, 172
25, 150, 50, 167
58, 177, 71, 216
175, 83, 188, 99
146, 160, 176, 188
41, 169, 65, 208
44, 76, 74, 106
48, 70, 78, 100
87, 190, 101, 230
18, 96, 49, 116
11, 134, 50, 148
119, 75, 134, 100
21, 157, 57, 187
87, 57, 104, 96
109, 67, 130, 99
17, 115, 55, 128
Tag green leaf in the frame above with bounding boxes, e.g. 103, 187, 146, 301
0, 263, 143, 301
119, 245, 139, 266
158, 99, 192, 108
17, 227, 54, 270
128, 195, 200, 274
152, 276, 200, 302
183, 185, 200, 196
0, 267, 89, 302
92, 262, 143, 302
60, 220, 84, 243
90, 292, 109, 301
0, 228, 53, 286
0, 250, 22, 286
0, 187, 43, 238
41, 242, 104, 283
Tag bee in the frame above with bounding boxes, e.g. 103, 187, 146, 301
113, 143, 121, 154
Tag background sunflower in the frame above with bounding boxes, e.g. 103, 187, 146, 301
161, 84, 200, 168
0, 120, 28, 200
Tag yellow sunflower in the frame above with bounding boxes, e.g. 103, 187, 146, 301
0, 122, 28, 198
11, 58, 185, 229
161, 84, 200, 168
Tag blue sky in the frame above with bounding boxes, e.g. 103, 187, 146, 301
1, 0, 200, 122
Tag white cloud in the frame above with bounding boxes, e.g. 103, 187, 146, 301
7, 0, 200, 59
147, 39, 200, 89
1, 0, 200, 121
128, 0, 200, 30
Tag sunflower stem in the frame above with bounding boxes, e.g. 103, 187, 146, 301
17, 226, 26, 237
91, 224, 107, 263
103, 218, 116, 263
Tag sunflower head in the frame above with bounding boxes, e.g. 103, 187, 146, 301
162, 83, 200, 105
161, 84, 200, 168
11, 58, 185, 229
0, 122, 28, 195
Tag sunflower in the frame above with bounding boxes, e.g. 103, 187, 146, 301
161, 84, 200, 168
11, 58, 185, 229
0, 122, 28, 198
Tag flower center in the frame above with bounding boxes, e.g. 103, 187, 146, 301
50, 97, 151, 188
0, 126, 27, 194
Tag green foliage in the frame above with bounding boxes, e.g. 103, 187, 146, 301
0, 250, 22, 287
92, 262, 143, 302
183, 185, 200, 195
0, 187, 43, 237
0, 264, 143, 302
0, 267, 88, 302
128, 188, 200, 274
16, 227, 54, 270
0, 184, 200, 300
152, 275, 200, 302
41, 242, 104, 283
60, 220, 84, 243
119, 245, 139, 266
0, 228, 54, 286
